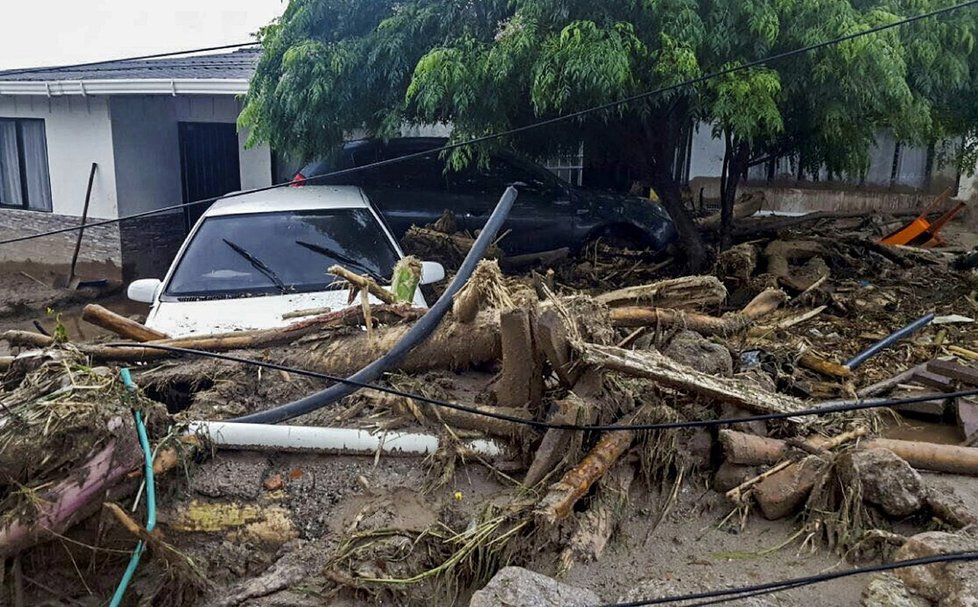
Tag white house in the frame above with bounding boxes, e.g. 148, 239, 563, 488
0, 49, 275, 280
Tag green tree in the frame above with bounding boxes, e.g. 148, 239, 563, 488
242, 0, 978, 268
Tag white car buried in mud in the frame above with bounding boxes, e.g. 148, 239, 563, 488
127, 186, 444, 338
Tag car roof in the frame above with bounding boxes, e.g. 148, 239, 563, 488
205, 185, 369, 217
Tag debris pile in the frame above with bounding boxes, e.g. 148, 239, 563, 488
3, 208, 978, 606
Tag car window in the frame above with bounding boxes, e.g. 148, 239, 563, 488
164, 209, 400, 299
448, 155, 561, 198
360, 153, 447, 191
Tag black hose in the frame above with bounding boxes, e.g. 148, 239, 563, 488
231, 186, 518, 424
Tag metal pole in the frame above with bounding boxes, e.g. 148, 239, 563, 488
68, 162, 98, 284
844, 313, 935, 371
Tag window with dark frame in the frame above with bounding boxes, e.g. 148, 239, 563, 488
0, 118, 53, 212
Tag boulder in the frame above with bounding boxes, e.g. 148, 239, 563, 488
753, 455, 826, 520
469, 567, 600, 607
893, 531, 978, 606
862, 573, 930, 607
663, 331, 734, 377
837, 448, 925, 517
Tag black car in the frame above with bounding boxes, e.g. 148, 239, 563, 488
293, 138, 677, 256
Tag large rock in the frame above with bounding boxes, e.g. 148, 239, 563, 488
663, 331, 734, 377
862, 573, 930, 607
893, 531, 978, 606
837, 448, 925, 517
753, 455, 826, 520
469, 567, 600, 607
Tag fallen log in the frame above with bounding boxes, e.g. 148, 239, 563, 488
861, 438, 978, 476
582, 343, 809, 417
594, 275, 727, 310
714, 243, 759, 284
718, 430, 789, 466
857, 364, 927, 398
558, 460, 636, 572
697, 192, 765, 231
608, 288, 785, 335
720, 428, 869, 467
495, 307, 544, 408
452, 260, 512, 323
1, 330, 54, 348
763, 240, 827, 292
798, 351, 851, 379
328, 264, 397, 305
536, 422, 635, 523
81, 304, 168, 341
76, 305, 425, 362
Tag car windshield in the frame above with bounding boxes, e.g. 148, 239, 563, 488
163, 208, 400, 299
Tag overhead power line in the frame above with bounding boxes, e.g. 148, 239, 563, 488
107, 342, 978, 432
1, 0, 976, 248
0, 41, 260, 79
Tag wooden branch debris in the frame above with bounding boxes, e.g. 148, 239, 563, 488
608, 288, 786, 336
558, 461, 636, 572
6, 304, 425, 363
495, 307, 545, 409
81, 304, 169, 341
364, 392, 532, 442
452, 260, 513, 323
582, 343, 809, 418
797, 351, 851, 379
328, 264, 397, 305
861, 438, 978, 476
594, 275, 728, 310
536, 421, 636, 523
697, 192, 765, 231
749, 306, 826, 336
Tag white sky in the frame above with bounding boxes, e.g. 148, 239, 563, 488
0, 0, 286, 70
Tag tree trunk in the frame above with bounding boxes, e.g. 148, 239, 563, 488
81, 304, 169, 341
719, 135, 751, 250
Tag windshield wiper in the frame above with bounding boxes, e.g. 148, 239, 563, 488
294, 240, 388, 284
222, 238, 291, 294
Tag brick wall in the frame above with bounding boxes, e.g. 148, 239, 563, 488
0, 207, 122, 278
118, 212, 186, 279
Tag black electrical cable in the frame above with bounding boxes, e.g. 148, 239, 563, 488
232, 187, 517, 424
598, 551, 978, 606
104, 342, 978, 432
0, 41, 260, 78
2, 0, 975, 247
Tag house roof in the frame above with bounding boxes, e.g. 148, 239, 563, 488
0, 48, 259, 96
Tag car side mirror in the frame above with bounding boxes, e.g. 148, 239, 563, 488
128, 278, 162, 303
420, 261, 446, 285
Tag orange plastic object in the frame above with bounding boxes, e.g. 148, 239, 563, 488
879, 187, 958, 247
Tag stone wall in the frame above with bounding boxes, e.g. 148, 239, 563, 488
0, 207, 122, 278
118, 212, 186, 280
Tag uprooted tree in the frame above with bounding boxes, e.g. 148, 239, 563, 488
240, 0, 978, 267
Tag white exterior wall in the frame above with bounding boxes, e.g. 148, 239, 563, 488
111, 95, 273, 216
688, 123, 724, 179
0, 95, 118, 218
110, 96, 182, 216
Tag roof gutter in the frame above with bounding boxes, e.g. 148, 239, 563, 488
0, 78, 250, 97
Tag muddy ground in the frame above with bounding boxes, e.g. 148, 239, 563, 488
5, 214, 978, 606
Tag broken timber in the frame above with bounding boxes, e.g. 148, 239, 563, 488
594, 275, 727, 310
581, 343, 809, 418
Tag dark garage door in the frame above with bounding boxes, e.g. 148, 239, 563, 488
178, 122, 241, 232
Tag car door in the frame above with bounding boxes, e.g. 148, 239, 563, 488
358, 146, 454, 239
448, 154, 572, 255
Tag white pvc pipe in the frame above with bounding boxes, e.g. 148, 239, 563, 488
186, 421, 503, 458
